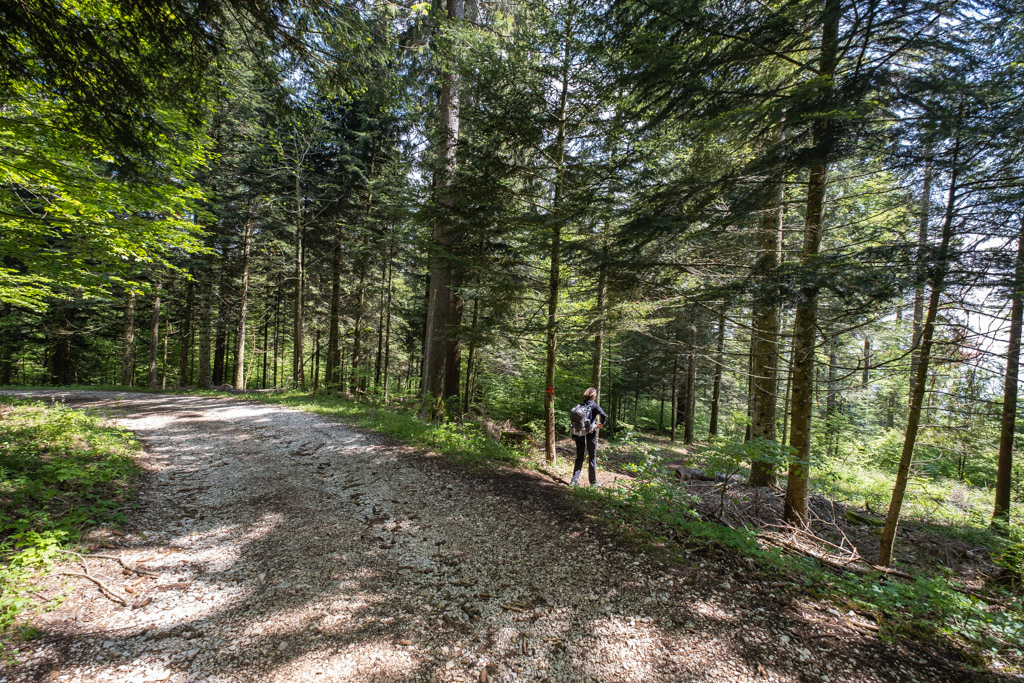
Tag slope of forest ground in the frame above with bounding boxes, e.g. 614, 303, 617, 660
1, 388, 1020, 681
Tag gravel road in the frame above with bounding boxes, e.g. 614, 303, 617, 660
0, 391, 997, 682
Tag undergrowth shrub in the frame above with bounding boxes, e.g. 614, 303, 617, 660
0, 400, 140, 634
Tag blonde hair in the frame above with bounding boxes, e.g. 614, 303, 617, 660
583, 387, 597, 401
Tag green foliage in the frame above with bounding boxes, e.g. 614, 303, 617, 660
711, 438, 794, 476
0, 400, 140, 632
831, 574, 1024, 664
0, 82, 209, 310
994, 528, 1024, 590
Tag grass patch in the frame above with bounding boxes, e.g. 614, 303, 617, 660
0, 399, 141, 634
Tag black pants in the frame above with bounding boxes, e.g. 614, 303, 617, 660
572, 431, 598, 485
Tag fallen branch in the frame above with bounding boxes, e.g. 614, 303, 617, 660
57, 572, 128, 607
56, 548, 158, 577
54, 548, 131, 606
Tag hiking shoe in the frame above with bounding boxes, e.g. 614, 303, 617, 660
569, 479, 579, 487
591, 481, 601, 487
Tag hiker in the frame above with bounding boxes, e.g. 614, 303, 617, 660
569, 387, 607, 487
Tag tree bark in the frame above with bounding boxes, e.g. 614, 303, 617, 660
709, 312, 725, 437
293, 181, 306, 390
313, 328, 321, 391
374, 248, 388, 390
422, 0, 465, 413
878, 124, 962, 567
909, 151, 932, 403
148, 280, 162, 389
327, 242, 341, 388
784, 0, 840, 526
383, 241, 395, 402
862, 336, 870, 388
684, 347, 696, 444
781, 333, 794, 448
592, 253, 608, 400
993, 218, 1024, 527
464, 296, 479, 415
544, 11, 573, 463
197, 275, 213, 389
670, 358, 678, 442
749, 173, 785, 485
212, 245, 229, 386
826, 335, 839, 416
177, 278, 193, 387
659, 383, 666, 433
0, 305, 12, 385
351, 264, 366, 392
161, 316, 170, 390
49, 303, 74, 385
233, 218, 253, 389
272, 286, 280, 389
121, 290, 136, 387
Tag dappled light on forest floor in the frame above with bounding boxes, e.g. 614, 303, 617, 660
0, 392, 1009, 682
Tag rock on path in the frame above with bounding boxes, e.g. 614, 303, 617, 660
0, 391, 995, 682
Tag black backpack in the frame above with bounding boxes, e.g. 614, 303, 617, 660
569, 402, 595, 436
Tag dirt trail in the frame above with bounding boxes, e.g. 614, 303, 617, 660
0, 391, 996, 682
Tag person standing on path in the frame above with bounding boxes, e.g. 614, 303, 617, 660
570, 387, 607, 487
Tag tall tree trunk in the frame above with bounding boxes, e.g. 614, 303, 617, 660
784, 0, 840, 526
709, 312, 725, 437
670, 358, 678, 442
234, 218, 253, 389
675, 363, 687, 442
121, 290, 136, 387
993, 219, 1024, 527
327, 243, 341, 387
161, 317, 170, 390
313, 328, 321, 391
262, 309, 269, 390
544, 13, 573, 464
177, 279, 193, 387
592, 254, 607, 400
0, 305, 12, 385
148, 280, 162, 389
749, 173, 785, 485
909, 151, 932, 403
293, 194, 306, 389
862, 336, 870, 388
272, 286, 280, 388
781, 334, 794, 448
464, 296, 479, 415
607, 340, 616, 434
879, 124, 962, 567
659, 383, 666, 433
197, 276, 213, 389
212, 245, 229, 386
684, 348, 696, 444
352, 265, 367, 392
375, 250, 388, 390
826, 335, 839, 416
422, 0, 465, 413
383, 243, 395, 402
49, 303, 74, 385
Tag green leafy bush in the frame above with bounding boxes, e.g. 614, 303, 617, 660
0, 400, 140, 632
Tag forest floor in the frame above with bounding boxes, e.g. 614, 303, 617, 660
0, 390, 1015, 682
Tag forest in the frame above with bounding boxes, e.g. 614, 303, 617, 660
2, 0, 1024, 672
